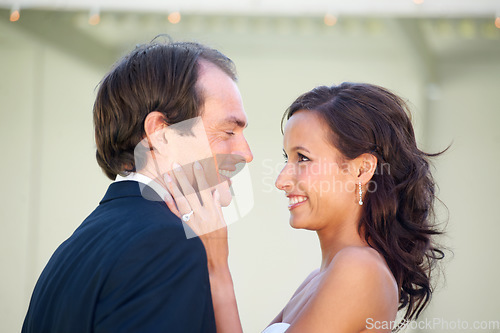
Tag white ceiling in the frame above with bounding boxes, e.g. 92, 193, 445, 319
1, 0, 498, 74
1, 0, 500, 18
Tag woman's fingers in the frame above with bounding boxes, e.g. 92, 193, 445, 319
164, 191, 181, 218
193, 161, 213, 206
164, 172, 193, 216
172, 163, 202, 211
165, 161, 227, 236
212, 189, 226, 229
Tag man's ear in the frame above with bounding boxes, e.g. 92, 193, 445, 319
144, 111, 168, 153
356, 153, 378, 184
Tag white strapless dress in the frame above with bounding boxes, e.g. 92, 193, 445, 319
262, 323, 291, 333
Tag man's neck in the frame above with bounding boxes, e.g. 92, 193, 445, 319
114, 172, 169, 201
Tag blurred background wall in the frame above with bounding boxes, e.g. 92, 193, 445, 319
1, 1, 499, 332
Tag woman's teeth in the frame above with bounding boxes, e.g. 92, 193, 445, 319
289, 196, 308, 205
218, 169, 232, 177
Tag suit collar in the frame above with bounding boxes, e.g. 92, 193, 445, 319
100, 181, 163, 204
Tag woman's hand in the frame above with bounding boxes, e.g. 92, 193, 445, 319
164, 161, 229, 270
163, 161, 243, 333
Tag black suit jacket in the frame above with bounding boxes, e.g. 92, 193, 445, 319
22, 180, 216, 333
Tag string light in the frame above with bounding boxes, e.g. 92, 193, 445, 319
10, 5, 20, 22
88, 7, 100, 25
168, 11, 181, 24
413, 0, 424, 4
324, 13, 337, 26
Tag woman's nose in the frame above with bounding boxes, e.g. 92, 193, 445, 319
275, 164, 294, 191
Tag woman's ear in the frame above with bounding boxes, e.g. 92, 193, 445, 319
356, 153, 378, 184
144, 111, 168, 152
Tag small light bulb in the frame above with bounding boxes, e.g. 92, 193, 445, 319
324, 13, 337, 26
10, 10, 20, 22
10, 5, 20, 22
89, 14, 100, 25
413, 0, 424, 4
495, 17, 500, 29
88, 7, 100, 25
168, 12, 181, 24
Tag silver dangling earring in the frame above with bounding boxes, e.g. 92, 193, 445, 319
358, 180, 363, 206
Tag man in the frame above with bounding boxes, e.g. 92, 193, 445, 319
22, 40, 253, 332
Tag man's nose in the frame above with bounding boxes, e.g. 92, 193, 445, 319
234, 137, 253, 163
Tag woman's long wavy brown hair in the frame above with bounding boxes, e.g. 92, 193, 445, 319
283, 82, 446, 326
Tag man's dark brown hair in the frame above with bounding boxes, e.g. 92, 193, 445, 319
93, 39, 237, 180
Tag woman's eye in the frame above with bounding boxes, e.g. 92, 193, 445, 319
225, 131, 235, 136
282, 151, 288, 162
298, 153, 310, 162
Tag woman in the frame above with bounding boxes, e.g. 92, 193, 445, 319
165, 82, 445, 333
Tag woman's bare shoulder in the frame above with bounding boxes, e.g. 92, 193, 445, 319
331, 246, 389, 269
325, 246, 399, 311
329, 246, 396, 286
285, 247, 399, 332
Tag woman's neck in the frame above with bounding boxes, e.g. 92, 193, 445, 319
317, 214, 368, 272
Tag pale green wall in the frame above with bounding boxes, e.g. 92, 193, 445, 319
422, 59, 500, 327
1, 13, 499, 333
0, 20, 110, 331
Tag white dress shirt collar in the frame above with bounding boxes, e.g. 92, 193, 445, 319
114, 172, 169, 201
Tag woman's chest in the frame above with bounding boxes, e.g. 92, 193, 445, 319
282, 274, 323, 323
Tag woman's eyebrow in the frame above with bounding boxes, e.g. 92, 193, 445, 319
290, 146, 311, 153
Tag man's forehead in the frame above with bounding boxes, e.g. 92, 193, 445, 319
197, 63, 248, 129
197, 60, 233, 82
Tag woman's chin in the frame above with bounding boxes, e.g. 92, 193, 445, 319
288, 214, 314, 230
289, 217, 303, 229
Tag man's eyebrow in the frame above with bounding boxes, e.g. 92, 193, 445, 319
220, 116, 248, 129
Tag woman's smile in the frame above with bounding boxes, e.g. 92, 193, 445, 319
287, 195, 309, 210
